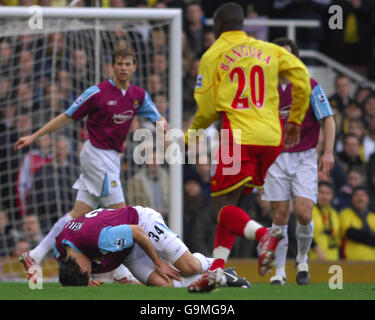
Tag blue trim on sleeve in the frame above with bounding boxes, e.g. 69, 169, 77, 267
310, 84, 334, 121
101, 172, 109, 197
136, 91, 161, 122
98, 225, 134, 252
65, 85, 100, 117
62, 239, 83, 254
109, 78, 116, 87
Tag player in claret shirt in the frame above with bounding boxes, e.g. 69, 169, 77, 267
184, 3, 311, 293
15, 47, 168, 282
55, 206, 250, 288
262, 38, 335, 286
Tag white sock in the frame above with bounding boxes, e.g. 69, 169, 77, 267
273, 223, 288, 279
243, 220, 263, 240
192, 252, 213, 272
173, 272, 227, 287
296, 221, 314, 264
30, 212, 73, 264
113, 264, 138, 282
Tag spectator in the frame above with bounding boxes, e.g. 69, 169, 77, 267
0, 76, 11, 110
336, 133, 365, 175
15, 84, 34, 112
363, 94, 375, 127
309, 182, 341, 261
126, 149, 169, 218
340, 186, 375, 260
195, 157, 211, 201
0, 40, 12, 76
110, 0, 127, 7
147, 73, 163, 96
15, 134, 53, 218
243, 4, 269, 41
333, 167, 365, 211
0, 210, 15, 257
183, 58, 200, 107
28, 136, 78, 231
366, 170, 375, 212
328, 75, 354, 113
183, 1, 207, 58
153, 92, 169, 118
355, 83, 373, 107
151, 52, 168, 87
12, 238, 30, 258
183, 176, 214, 257
363, 117, 375, 162
71, 49, 92, 93
339, 101, 363, 136
14, 214, 43, 250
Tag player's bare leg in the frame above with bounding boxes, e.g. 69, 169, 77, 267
294, 196, 314, 285
188, 187, 283, 293
173, 251, 207, 276
269, 200, 289, 286
107, 202, 126, 209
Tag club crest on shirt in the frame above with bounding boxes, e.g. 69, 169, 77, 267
113, 110, 134, 124
111, 181, 117, 187
133, 99, 139, 109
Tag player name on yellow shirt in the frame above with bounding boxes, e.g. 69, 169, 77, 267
220, 45, 272, 72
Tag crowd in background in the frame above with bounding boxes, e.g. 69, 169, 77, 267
1, 0, 375, 277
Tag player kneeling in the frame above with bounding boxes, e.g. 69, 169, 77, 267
55, 206, 250, 288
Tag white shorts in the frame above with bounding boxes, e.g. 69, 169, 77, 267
262, 148, 318, 203
73, 140, 125, 208
123, 206, 188, 284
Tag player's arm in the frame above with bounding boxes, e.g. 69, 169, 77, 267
14, 85, 99, 150
137, 92, 168, 133
310, 82, 336, 177
129, 225, 181, 281
98, 224, 180, 281
184, 54, 220, 145
277, 47, 311, 148
14, 113, 72, 150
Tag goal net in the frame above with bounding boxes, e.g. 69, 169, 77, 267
0, 7, 182, 280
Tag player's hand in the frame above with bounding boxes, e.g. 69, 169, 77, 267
155, 261, 181, 282
283, 122, 300, 149
14, 135, 35, 150
88, 279, 104, 287
156, 117, 168, 133
318, 152, 334, 178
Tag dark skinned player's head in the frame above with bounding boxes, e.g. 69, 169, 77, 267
213, 2, 244, 39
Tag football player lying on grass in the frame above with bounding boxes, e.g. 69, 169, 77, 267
54, 206, 250, 288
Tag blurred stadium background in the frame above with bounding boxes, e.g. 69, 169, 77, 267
0, 0, 375, 284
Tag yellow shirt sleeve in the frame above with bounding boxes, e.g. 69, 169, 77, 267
277, 46, 311, 125
185, 53, 221, 144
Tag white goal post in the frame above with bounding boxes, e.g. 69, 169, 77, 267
0, 7, 183, 237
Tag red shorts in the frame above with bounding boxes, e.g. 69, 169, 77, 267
210, 143, 283, 197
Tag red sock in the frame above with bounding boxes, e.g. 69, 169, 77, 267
219, 205, 251, 237
209, 224, 236, 271
255, 227, 267, 242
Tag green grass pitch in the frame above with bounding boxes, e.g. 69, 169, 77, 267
0, 282, 374, 300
